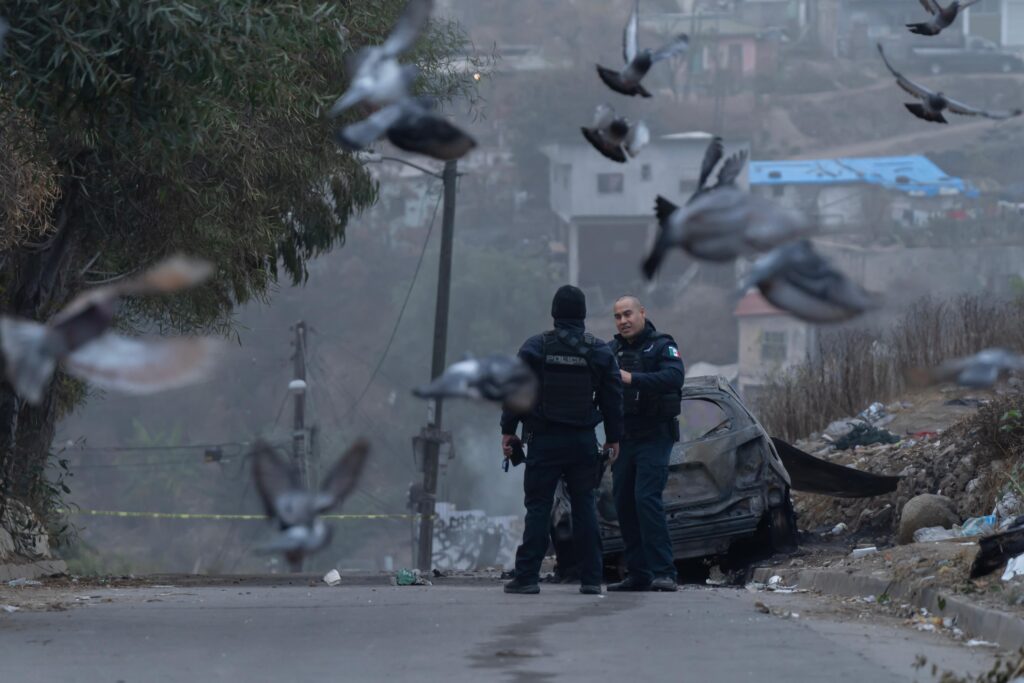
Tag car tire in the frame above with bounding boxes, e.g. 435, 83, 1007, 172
768, 493, 798, 554
930, 63, 942, 75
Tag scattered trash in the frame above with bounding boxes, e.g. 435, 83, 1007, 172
7, 578, 42, 587
1001, 554, 1024, 581
394, 569, 432, 586
913, 526, 960, 543
830, 522, 848, 536
910, 431, 938, 441
835, 423, 901, 451
323, 569, 341, 587
960, 515, 998, 537
850, 546, 878, 559
754, 601, 770, 613
858, 402, 887, 424
767, 575, 783, 587
945, 397, 984, 408
432, 568, 447, 578
966, 639, 999, 648
1, 605, 19, 614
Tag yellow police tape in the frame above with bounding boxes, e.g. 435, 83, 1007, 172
59, 509, 423, 521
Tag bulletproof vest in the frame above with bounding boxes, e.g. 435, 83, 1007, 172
615, 334, 681, 419
538, 329, 599, 427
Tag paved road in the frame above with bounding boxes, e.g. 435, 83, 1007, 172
0, 580, 999, 682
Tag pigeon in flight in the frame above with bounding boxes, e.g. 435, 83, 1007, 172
907, 0, 980, 36
917, 349, 1024, 388
687, 135, 748, 205
252, 439, 371, 571
738, 240, 881, 323
596, 0, 689, 97
334, 96, 476, 161
328, 0, 432, 117
0, 256, 218, 404
642, 188, 813, 279
580, 104, 650, 163
412, 354, 538, 414
878, 43, 1022, 123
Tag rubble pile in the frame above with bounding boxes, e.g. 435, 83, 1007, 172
791, 394, 1024, 543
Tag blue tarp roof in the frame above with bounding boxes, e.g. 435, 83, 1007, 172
749, 156, 978, 198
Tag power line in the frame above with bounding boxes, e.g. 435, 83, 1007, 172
342, 186, 444, 420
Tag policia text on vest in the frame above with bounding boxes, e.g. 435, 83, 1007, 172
499, 285, 624, 595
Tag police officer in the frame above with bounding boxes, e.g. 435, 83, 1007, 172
607, 295, 685, 592
500, 285, 624, 595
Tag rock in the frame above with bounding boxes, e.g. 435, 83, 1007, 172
898, 494, 960, 545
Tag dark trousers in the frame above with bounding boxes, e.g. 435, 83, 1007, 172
513, 431, 602, 586
612, 433, 676, 582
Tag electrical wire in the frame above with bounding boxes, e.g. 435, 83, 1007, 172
341, 186, 444, 420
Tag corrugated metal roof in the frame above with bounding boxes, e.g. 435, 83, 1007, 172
749, 156, 978, 198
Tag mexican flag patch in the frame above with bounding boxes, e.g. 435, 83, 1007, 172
666, 345, 680, 358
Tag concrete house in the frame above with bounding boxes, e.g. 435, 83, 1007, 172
733, 290, 817, 405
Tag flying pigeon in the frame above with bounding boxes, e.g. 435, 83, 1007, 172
907, 0, 980, 36
642, 188, 813, 279
252, 439, 371, 571
687, 135, 748, 205
412, 354, 538, 414
596, 0, 689, 97
921, 349, 1024, 388
0, 256, 217, 404
334, 96, 476, 161
327, 0, 432, 117
580, 104, 650, 163
878, 43, 1022, 123
738, 240, 881, 323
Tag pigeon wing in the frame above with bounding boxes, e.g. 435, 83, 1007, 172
250, 440, 303, 519
625, 120, 650, 157
696, 136, 724, 192
623, 0, 639, 64
715, 149, 748, 188
334, 103, 407, 150
945, 96, 1022, 120
877, 43, 934, 100
918, 0, 940, 14
592, 103, 616, 130
581, 127, 628, 163
64, 334, 222, 395
381, 0, 434, 58
652, 34, 689, 63
320, 438, 371, 510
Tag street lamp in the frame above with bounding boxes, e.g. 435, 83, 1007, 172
357, 150, 460, 572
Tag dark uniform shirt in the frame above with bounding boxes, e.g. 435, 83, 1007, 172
500, 318, 624, 442
611, 320, 685, 438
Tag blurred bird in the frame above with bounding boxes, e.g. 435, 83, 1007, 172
642, 188, 813, 279
412, 354, 538, 414
327, 0, 432, 117
252, 439, 371, 571
596, 0, 689, 97
0, 256, 216, 404
878, 43, 1022, 123
914, 349, 1024, 388
334, 96, 476, 161
738, 240, 881, 323
687, 135, 748, 205
580, 104, 650, 163
907, 0, 980, 36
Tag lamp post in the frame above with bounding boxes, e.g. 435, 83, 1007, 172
357, 152, 459, 572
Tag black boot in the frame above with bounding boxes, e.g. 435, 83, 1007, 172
607, 576, 651, 592
504, 578, 540, 594
649, 576, 678, 592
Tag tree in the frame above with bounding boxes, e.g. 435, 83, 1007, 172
0, 1, 476, 542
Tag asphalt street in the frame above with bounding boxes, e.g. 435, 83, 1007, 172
0, 580, 1001, 682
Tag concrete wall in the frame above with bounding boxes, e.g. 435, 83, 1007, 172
736, 315, 816, 395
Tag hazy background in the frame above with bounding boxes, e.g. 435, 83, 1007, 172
53, 0, 1024, 574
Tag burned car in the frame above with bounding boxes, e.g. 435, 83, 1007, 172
596, 375, 796, 569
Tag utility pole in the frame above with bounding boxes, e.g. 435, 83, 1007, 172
415, 159, 458, 572
289, 320, 307, 573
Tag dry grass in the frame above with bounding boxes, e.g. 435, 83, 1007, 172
759, 296, 1024, 441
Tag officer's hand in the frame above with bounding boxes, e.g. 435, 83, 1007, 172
603, 442, 620, 463
620, 370, 632, 385
501, 434, 514, 458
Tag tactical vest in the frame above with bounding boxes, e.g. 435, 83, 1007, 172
615, 334, 682, 419
538, 329, 599, 427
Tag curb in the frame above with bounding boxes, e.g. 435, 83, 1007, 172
0, 560, 67, 583
752, 567, 1024, 651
